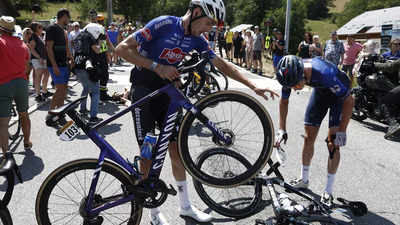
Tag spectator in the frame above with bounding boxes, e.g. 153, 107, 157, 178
45, 8, 71, 127
323, 31, 345, 66
217, 26, 225, 58
73, 23, 104, 124
0, 16, 32, 152
244, 29, 254, 70
298, 32, 313, 58
310, 35, 322, 57
382, 38, 400, 60
272, 30, 285, 73
208, 26, 216, 50
107, 22, 120, 66
342, 35, 363, 82
29, 22, 52, 101
69, 22, 81, 57
252, 25, 265, 75
22, 28, 34, 86
233, 31, 244, 66
224, 26, 233, 61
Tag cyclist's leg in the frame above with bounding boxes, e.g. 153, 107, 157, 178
301, 89, 330, 183
130, 85, 157, 178
13, 78, 31, 147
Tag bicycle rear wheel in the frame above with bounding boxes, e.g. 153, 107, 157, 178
210, 69, 228, 90
35, 159, 142, 225
178, 90, 274, 187
193, 148, 262, 219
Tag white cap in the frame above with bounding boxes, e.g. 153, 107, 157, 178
73, 21, 80, 27
313, 35, 319, 39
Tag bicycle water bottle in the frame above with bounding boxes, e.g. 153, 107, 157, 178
140, 133, 157, 160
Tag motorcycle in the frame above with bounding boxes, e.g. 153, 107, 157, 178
351, 54, 399, 123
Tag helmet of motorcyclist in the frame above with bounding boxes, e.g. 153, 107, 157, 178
364, 40, 378, 55
83, 23, 105, 40
190, 0, 226, 23
88, 9, 97, 20
276, 55, 304, 87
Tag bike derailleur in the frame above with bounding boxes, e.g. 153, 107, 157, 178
128, 178, 177, 208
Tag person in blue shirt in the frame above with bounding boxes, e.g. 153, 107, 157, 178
382, 38, 400, 60
115, 0, 279, 224
107, 22, 119, 66
274, 55, 354, 208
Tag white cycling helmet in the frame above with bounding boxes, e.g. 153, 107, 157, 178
190, 0, 226, 22
83, 23, 105, 40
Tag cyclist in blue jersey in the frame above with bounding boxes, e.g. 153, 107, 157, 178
115, 0, 279, 224
274, 55, 354, 207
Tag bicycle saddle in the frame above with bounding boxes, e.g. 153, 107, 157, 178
0, 153, 16, 175
49, 96, 87, 116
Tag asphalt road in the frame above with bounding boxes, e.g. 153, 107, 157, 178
5, 61, 400, 225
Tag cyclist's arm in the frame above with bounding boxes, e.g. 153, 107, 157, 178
279, 97, 289, 131
115, 36, 153, 71
212, 56, 257, 90
338, 95, 354, 132
29, 39, 41, 59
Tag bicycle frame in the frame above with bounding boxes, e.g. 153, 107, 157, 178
66, 82, 232, 216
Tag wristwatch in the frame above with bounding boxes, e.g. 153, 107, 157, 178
150, 61, 158, 71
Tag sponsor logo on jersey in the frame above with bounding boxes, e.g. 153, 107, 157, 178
140, 28, 152, 41
159, 47, 188, 64
154, 19, 173, 30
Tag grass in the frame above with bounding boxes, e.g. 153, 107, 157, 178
18, 2, 82, 22
306, 19, 339, 44
330, 0, 351, 13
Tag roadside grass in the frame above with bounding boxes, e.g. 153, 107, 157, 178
330, 0, 351, 13
18, 2, 82, 22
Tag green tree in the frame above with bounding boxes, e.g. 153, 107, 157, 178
304, 0, 334, 19
231, 0, 280, 27
264, 0, 308, 54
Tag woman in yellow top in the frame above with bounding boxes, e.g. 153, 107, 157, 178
224, 26, 234, 61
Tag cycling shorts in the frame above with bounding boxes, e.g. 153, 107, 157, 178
304, 88, 346, 128
130, 85, 182, 146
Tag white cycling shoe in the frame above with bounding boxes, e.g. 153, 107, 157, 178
180, 206, 213, 222
150, 212, 170, 225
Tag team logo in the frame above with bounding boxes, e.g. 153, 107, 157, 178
159, 47, 187, 64
140, 28, 152, 41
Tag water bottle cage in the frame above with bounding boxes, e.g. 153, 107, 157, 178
325, 134, 339, 159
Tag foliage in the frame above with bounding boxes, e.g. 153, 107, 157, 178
13, 0, 46, 11
305, 19, 338, 43
336, 0, 400, 27
304, 0, 334, 19
230, 0, 280, 27
264, 0, 308, 54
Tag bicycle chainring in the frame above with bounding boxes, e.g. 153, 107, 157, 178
138, 178, 169, 208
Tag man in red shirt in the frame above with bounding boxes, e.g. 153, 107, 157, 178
0, 16, 32, 154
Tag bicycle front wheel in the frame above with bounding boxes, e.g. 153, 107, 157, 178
8, 117, 21, 141
178, 90, 274, 187
35, 159, 143, 225
193, 148, 262, 218
0, 156, 15, 207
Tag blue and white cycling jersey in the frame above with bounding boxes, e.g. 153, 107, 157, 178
281, 57, 350, 99
130, 16, 216, 90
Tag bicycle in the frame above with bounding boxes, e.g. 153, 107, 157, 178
193, 146, 368, 224
0, 202, 12, 225
8, 102, 21, 141
0, 152, 23, 207
35, 53, 275, 224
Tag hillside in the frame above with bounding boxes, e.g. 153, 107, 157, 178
331, 0, 351, 13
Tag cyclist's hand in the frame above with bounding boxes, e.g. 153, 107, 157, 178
52, 65, 60, 76
253, 87, 280, 101
155, 64, 179, 81
275, 129, 288, 147
334, 132, 346, 147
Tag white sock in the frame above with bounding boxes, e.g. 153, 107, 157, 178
301, 165, 310, 183
150, 207, 160, 216
176, 180, 191, 210
325, 173, 336, 194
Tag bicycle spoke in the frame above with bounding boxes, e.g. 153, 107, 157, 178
54, 184, 81, 205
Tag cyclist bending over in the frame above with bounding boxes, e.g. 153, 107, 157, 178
115, 0, 278, 224
275, 55, 354, 207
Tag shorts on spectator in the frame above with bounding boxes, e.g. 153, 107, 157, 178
31, 59, 47, 70
48, 66, 70, 85
253, 50, 262, 60
226, 43, 232, 51
209, 41, 216, 49
0, 78, 29, 117
273, 55, 283, 68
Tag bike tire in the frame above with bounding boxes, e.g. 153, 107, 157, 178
178, 90, 274, 187
35, 159, 143, 225
0, 206, 12, 225
210, 69, 228, 90
8, 118, 21, 141
193, 148, 262, 219
195, 75, 221, 100
0, 157, 15, 207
